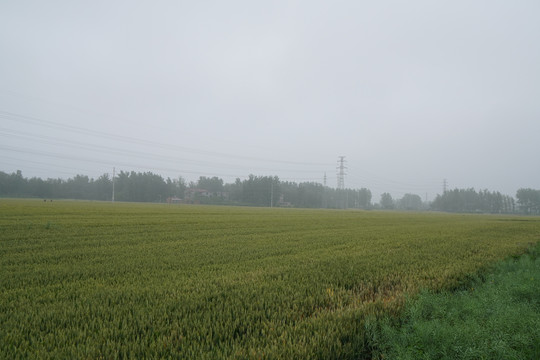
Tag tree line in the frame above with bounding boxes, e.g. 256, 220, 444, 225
0, 170, 370, 209
431, 188, 516, 214
1, 170, 538, 214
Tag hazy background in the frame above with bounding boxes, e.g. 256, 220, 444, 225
1, 0, 539, 201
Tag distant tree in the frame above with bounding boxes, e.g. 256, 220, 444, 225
47, 178, 65, 198
115, 171, 168, 202
0, 171, 8, 196
94, 173, 112, 201
516, 188, 540, 214
297, 182, 324, 208
242, 175, 279, 207
65, 174, 91, 199
0, 169, 379, 210
432, 188, 515, 214
280, 181, 299, 206
398, 193, 423, 211
357, 188, 372, 209
197, 176, 224, 195
0, 170, 26, 196
27, 177, 51, 198
224, 178, 243, 203
380, 193, 394, 209
167, 176, 187, 199
432, 188, 476, 212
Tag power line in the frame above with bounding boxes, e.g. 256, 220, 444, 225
0, 160, 86, 177
0, 144, 239, 178
0, 144, 331, 185
0, 110, 448, 194
0, 155, 95, 174
0, 110, 332, 167
0, 129, 326, 175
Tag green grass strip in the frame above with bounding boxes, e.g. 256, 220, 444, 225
376, 243, 540, 360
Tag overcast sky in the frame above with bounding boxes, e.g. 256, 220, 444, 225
1, 0, 539, 201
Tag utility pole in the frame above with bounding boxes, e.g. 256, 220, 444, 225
323, 172, 328, 208
270, 180, 274, 208
112, 167, 115, 202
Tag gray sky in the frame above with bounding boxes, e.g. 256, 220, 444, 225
1, 0, 539, 201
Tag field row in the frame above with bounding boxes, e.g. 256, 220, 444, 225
1, 200, 538, 358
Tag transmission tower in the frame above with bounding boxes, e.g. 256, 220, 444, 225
443, 178, 448, 194
337, 156, 347, 190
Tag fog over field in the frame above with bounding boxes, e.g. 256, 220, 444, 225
1, 0, 539, 200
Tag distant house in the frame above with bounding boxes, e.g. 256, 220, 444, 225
183, 188, 230, 204
277, 194, 293, 207
166, 197, 183, 204
184, 188, 211, 200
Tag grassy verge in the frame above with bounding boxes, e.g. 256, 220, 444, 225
375, 242, 540, 360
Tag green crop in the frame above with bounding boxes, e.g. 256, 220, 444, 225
1, 199, 538, 359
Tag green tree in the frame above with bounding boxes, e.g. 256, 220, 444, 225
115, 171, 168, 202
398, 193, 423, 211
197, 176, 224, 195
93, 174, 112, 201
167, 176, 186, 199
27, 177, 51, 198
432, 188, 515, 214
65, 175, 91, 199
516, 188, 540, 214
242, 175, 279, 207
224, 178, 243, 203
297, 182, 324, 208
357, 188, 372, 209
380, 193, 394, 209
0, 170, 26, 196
